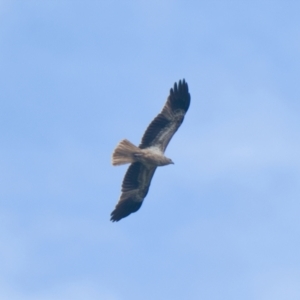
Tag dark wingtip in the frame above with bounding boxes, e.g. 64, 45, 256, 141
110, 200, 143, 222
110, 210, 119, 222
110, 208, 124, 222
169, 79, 191, 112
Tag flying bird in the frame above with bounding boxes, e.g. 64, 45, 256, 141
110, 79, 191, 222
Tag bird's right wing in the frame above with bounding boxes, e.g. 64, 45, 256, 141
139, 79, 190, 152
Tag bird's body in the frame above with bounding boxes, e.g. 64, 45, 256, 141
112, 140, 173, 167
110, 79, 190, 222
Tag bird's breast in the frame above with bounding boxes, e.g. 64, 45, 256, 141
138, 148, 169, 166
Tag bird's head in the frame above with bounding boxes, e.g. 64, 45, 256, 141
166, 158, 174, 165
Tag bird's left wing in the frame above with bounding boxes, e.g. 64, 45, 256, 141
110, 162, 157, 222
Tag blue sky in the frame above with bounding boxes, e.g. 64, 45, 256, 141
1, 1, 300, 299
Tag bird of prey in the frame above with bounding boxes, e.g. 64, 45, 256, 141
110, 79, 191, 222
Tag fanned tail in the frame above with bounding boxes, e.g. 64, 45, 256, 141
112, 139, 142, 166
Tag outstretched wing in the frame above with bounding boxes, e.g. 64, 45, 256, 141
139, 79, 190, 152
110, 162, 156, 222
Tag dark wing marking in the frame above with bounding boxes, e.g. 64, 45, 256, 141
139, 114, 170, 149
110, 163, 156, 222
110, 199, 143, 222
121, 162, 142, 192
139, 79, 190, 151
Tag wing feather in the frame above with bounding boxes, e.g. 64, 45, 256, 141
110, 162, 156, 222
121, 162, 142, 192
139, 79, 190, 151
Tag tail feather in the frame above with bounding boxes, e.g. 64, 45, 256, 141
112, 139, 142, 166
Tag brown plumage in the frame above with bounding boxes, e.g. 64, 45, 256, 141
110, 79, 191, 222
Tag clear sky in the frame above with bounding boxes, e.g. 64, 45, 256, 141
1, 1, 300, 299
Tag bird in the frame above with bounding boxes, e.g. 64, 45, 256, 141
110, 79, 191, 222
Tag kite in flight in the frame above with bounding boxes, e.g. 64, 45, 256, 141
110, 79, 191, 222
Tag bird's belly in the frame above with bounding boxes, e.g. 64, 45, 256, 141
137, 150, 168, 166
